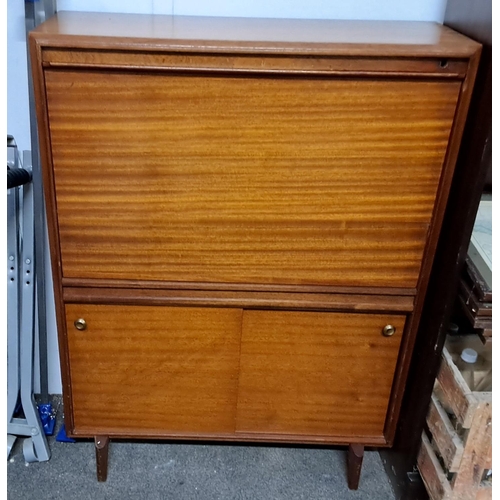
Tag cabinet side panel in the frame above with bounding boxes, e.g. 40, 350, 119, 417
65, 304, 242, 435
46, 70, 460, 288
236, 310, 406, 438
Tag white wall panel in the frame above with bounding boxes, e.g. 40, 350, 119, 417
55, 0, 447, 22
173, 0, 447, 22
57, 0, 174, 15
56, 0, 156, 14
154, 0, 174, 15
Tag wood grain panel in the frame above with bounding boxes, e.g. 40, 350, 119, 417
63, 286, 415, 313
62, 277, 416, 296
65, 304, 242, 435
46, 70, 460, 287
236, 310, 406, 438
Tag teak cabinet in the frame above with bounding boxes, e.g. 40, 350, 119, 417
29, 12, 481, 488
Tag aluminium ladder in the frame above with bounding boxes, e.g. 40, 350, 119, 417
7, 136, 50, 463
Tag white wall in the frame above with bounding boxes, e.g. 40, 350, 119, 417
57, 0, 447, 21
57, 0, 173, 15
8, 0, 448, 394
7, 0, 31, 154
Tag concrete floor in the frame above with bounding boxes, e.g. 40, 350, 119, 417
8, 404, 396, 500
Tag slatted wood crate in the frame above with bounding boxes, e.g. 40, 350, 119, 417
418, 340, 492, 500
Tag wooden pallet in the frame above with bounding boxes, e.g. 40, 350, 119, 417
418, 343, 492, 500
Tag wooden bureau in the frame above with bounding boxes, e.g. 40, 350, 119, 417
29, 12, 480, 488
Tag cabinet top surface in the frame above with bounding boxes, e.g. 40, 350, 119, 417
30, 11, 480, 58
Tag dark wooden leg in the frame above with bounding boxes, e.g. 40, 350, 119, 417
95, 436, 110, 482
347, 444, 364, 490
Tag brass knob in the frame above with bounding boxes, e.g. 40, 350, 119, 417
74, 318, 87, 331
382, 325, 396, 337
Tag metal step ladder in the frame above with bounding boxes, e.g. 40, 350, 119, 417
7, 136, 50, 463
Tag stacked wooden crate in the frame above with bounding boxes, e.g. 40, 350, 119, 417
459, 197, 492, 346
418, 338, 492, 500
458, 254, 492, 345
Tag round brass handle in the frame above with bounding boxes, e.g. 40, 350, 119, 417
382, 325, 396, 337
74, 318, 87, 331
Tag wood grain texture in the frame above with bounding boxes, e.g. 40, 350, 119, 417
386, 2, 486, 480
46, 70, 460, 288
380, 48, 481, 445
419, 394, 492, 500
41, 48, 468, 78
476, 484, 493, 500
418, 431, 454, 500
63, 287, 415, 313
65, 304, 242, 435
62, 277, 416, 296
426, 395, 464, 473
30, 12, 480, 58
27, 14, 483, 488
436, 348, 477, 428
236, 311, 406, 438
28, 34, 77, 431
67, 429, 388, 446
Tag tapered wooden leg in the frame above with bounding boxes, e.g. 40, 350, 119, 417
95, 436, 110, 482
347, 444, 364, 490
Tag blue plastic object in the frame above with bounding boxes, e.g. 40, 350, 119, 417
56, 424, 76, 443
38, 404, 56, 436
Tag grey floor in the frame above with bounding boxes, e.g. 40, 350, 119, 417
8, 401, 396, 500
